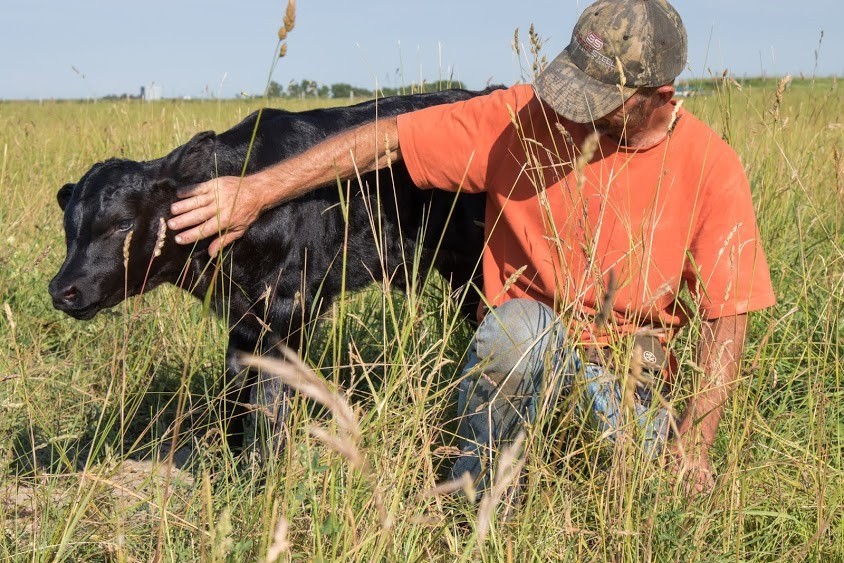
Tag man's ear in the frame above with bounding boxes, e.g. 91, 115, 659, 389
157, 130, 217, 185
57, 183, 75, 211
657, 84, 676, 105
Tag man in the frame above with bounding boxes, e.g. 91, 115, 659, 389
167, 0, 775, 494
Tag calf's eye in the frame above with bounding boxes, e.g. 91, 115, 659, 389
117, 219, 134, 232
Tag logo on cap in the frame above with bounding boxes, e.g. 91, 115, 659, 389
585, 32, 604, 50
574, 32, 614, 70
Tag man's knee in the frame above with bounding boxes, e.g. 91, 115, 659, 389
473, 298, 558, 377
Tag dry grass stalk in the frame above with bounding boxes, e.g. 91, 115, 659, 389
593, 269, 618, 327
419, 471, 476, 503
264, 515, 291, 563
554, 121, 576, 147
476, 431, 527, 543
242, 350, 360, 440
78, 470, 203, 534
667, 98, 684, 135
241, 350, 391, 528
308, 425, 363, 468
494, 265, 527, 304
624, 345, 644, 414
383, 133, 393, 167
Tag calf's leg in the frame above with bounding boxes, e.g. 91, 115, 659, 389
223, 344, 292, 461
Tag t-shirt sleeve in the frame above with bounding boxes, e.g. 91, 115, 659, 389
685, 149, 776, 319
396, 85, 533, 193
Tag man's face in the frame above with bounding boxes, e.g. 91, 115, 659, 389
593, 89, 656, 142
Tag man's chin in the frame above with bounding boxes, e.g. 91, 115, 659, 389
592, 121, 619, 139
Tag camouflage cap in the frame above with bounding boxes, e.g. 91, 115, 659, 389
535, 0, 687, 123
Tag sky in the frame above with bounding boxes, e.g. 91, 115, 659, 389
1, 0, 841, 100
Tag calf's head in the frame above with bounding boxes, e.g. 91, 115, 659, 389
49, 131, 216, 319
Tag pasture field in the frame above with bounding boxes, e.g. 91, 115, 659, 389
0, 78, 842, 561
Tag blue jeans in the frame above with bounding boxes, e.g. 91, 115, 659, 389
450, 299, 672, 489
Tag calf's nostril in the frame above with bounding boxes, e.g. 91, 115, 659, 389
60, 285, 79, 304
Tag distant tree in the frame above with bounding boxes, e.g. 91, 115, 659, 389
99, 93, 141, 101
351, 86, 373, 97
330, 83, 353, 99
286, 80, 303, 98
267, 81, 284, 98
331, 83, 373, 99
375, 80, 467, 98
268, 78, 467, 100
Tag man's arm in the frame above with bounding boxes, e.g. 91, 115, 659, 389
168, 117, 401, 256
669, 313, 748, 493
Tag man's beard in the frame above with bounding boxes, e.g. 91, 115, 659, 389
594, 96, 650, 143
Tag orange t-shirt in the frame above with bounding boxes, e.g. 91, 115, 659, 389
397, 84, 776, 342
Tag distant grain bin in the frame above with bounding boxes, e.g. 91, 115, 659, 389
142, 83, 162, 101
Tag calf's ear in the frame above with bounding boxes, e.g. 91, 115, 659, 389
57, 183, 75, 211
157, 130, 217, 186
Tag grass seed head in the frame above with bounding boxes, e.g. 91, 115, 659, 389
3, 302, 15, 332
575, 132, 599, 190
122, 230, 134, 270
283, 0, 296, 33
153, 217, 166, 258
528, 24, 547, 78
770, 74, 793, 122
615, 57, 627, 88
277, 0, 295, 58
264, 516, 290, 563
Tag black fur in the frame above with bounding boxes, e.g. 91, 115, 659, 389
48, 88, 493, 453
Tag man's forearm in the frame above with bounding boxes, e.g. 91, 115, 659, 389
168, 116, 402, 252
245, 116, 401, 210
676, 314, 748, 451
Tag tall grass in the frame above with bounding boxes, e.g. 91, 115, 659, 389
0, 75, 841, 561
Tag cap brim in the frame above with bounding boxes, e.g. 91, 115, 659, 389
535, 48, 637, 123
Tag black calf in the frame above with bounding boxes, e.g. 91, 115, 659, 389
49, 88, 492, 453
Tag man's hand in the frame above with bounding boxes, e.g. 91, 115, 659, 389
666, 440, 716, 495
168, 176, 267, 256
